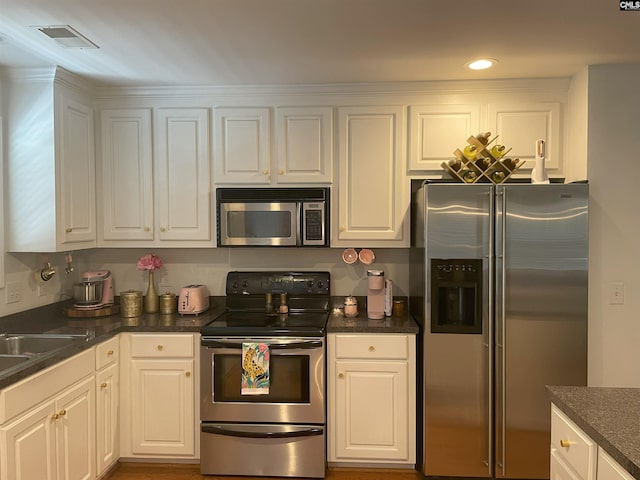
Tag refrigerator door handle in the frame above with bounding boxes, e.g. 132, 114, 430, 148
486, 187, 495, 475
496, 187, 508, 475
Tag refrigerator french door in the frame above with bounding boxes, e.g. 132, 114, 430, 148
416, 182, 588, 479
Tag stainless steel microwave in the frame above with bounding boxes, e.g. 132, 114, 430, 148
216, 188, 329, 247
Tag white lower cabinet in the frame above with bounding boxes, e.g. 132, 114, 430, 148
95, 336, 119, 476
328, 333, 416, 466
119, 333, 198, 459
0, 349, 96, 480
598, 449, 635, 480
551, 404, 635, 480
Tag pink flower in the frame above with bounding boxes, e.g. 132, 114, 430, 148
136, 254, 163, 272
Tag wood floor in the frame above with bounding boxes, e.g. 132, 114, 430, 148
105, 463, 425, 480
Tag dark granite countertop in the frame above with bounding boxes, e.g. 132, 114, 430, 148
0, 297, 226, 389
547, 385, 640, 479
326, 296, 419, 334
1, 295, 418, 390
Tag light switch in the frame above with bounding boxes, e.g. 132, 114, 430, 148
608, 282, 624, 305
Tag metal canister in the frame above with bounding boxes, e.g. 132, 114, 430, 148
160, 293, 177, 315
120, 290, 143, 317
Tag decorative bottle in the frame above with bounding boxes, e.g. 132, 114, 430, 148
144, 270, 159, 313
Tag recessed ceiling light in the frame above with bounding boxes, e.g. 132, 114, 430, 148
467, 58, 497, 70
32, 25, 99, 49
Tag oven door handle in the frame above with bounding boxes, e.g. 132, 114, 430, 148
201, 424, 323, 439
201, 339, 323, 350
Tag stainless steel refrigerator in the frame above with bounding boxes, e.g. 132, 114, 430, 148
409, 181, 588, 479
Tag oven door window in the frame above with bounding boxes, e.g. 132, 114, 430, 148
213, 353, 310, 403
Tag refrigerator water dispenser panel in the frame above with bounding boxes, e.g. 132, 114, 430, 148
430, 259, 482, 334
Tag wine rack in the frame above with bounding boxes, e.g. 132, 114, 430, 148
441, 133, 525, 184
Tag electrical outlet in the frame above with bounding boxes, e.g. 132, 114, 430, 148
37, 282, 48, 297
6, 281, 23, 304
608, 282, 624, 305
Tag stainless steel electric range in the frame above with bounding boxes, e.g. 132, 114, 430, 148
200, 271, 330, 478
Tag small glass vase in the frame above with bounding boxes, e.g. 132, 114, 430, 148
144, 270, 159, 313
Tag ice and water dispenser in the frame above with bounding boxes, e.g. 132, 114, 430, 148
430, 259, 482, 334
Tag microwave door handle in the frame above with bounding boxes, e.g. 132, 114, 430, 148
201, 339, 323, 350
202, 424, 323, 439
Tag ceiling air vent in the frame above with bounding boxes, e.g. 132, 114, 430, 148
34, 25, 99, 49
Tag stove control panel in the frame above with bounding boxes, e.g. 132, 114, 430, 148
226, 271, 330, 296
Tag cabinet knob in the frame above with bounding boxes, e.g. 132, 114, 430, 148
59, 409, 66, 417
144, 227, 150, 232
66, 228, 72, 233
368, 345, 375, 352
338, 373, 344, 379
560, 439, 572, 448
101, 382, 108, 389
339, 226, 345, 232
160, 227, 166, 232
52, 413, 59, 420
186, 371, 191, 378
278, 169, 284, 175
157, 345, 163, 351
107, 350, 114, 356
262, 170, 269, 175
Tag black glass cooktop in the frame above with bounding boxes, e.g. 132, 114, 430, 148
200, 311, 329, 337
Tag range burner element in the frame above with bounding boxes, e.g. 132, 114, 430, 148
201, 271, 331, 337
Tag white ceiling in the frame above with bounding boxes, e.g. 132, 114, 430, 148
0, 0, 639, 87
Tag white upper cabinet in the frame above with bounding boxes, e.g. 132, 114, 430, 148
5, 67, 97, 252
155, 108, 211, 242
334, 105, 409, 247
213, 107, 271, 184
98, 107, 212, 246
409, 104, 480, 172
275, 106, 333, 184
487, 102, 561, 171
99, 109, 154, 242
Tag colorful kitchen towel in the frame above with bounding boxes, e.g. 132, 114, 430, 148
241, 342, 270, 395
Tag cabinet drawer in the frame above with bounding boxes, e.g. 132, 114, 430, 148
96, 335, 119, 370
0, 348, 95, 424
551, 405, 596, 480
130, 334, 194, 358
334, 334, 409, 360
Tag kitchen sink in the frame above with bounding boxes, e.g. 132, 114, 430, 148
0, 334, 86, 357
0, 354, 32, 370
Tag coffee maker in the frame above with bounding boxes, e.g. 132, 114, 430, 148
366, 269, 385, 319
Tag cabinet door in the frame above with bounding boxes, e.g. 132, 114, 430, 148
487, 102, 561, 171
57, 95, 96, 246
276, 106, 332, 184
335, 106, 408, 247
214, 107, 271, 184
96, 363, 119, 476
1, 401, 57, 480
332, 359, 409, 461
551, 448, 583, 480
55, 376, 96, 480
408, 104, 480, 172
100, 109, 154, 241
130, 358, 195, 455
155, 108, 211, 241
598, 449, 635, 480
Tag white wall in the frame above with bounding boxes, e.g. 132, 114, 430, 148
0, 247, 410, 318
81, 247, 410, 299
586, 63, 640, 387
